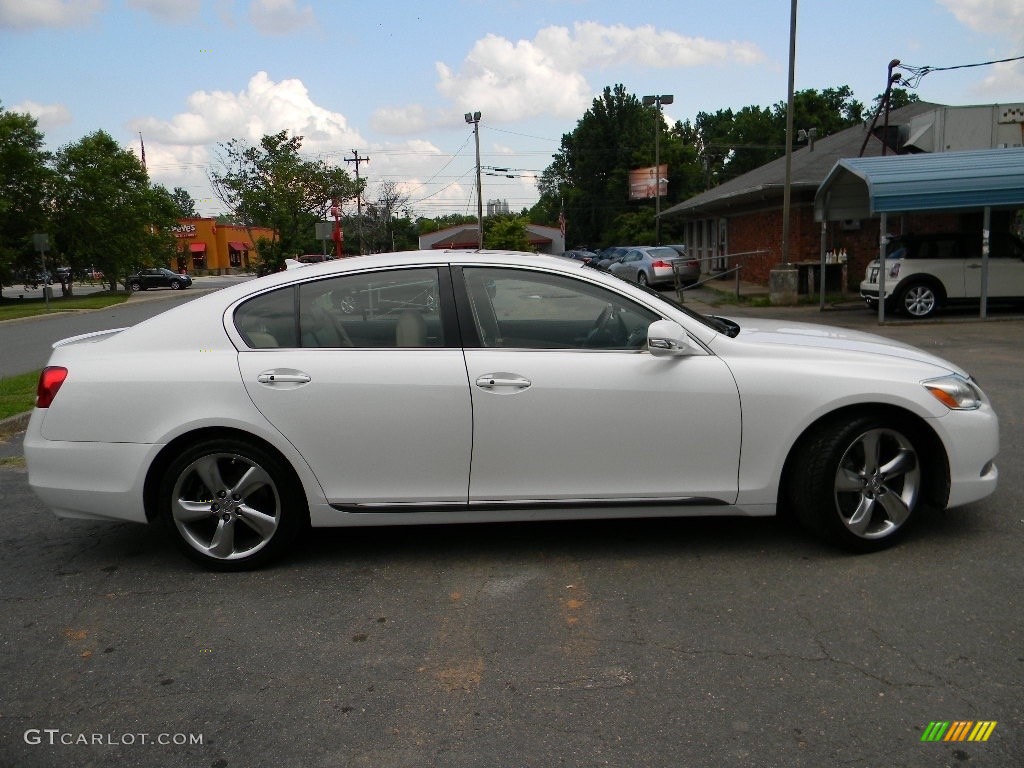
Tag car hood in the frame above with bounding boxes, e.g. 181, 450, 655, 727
719, 317, 966, 375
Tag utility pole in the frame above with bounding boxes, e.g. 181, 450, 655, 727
465, 112, 483, 248
642, 94, 673, 245
345, 150, 370, 254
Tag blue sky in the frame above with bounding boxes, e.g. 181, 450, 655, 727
2, 0, 1022, 219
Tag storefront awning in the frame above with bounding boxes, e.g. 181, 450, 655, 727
228, 241, 248, 251
189, 243, 207, 253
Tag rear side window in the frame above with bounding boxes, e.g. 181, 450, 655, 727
235, 287, 298, 348
234, 268, 446, 349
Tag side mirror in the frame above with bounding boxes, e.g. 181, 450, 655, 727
647, 320, 695, 357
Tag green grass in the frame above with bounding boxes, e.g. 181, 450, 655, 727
0, 369, 40, 422
0, 291, 130, 321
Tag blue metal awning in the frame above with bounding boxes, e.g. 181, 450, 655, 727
815, 147, 1024, 221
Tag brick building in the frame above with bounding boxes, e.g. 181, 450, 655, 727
660, 102, 1024, 288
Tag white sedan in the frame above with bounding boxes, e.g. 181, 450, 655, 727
25, 251, 999, 569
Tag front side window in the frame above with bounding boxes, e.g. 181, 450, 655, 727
461, 267, 659, 350
234, 267, 445, 349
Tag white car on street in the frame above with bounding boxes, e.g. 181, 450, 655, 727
26, 250, 999, 568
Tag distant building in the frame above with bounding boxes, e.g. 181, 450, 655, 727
487, 199, 511, 216
170, 218, 276, 274
660, 102, 1024, 286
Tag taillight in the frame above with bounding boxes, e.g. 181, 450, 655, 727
889, 263, 901, 279
652, 260, 672, 268
36, 366, 68, 408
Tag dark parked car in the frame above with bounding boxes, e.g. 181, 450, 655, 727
128, 268, 193, 291
593, 246, 632, 271
561, 249, 598, 265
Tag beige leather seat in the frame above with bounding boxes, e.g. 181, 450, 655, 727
395, 310, 427, 347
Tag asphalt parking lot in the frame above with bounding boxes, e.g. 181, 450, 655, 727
0, 299, 1021, 768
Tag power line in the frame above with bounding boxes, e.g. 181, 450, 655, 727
898, 53, 1024, 89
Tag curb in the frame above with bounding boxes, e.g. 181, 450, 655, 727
0, 411, 31, 435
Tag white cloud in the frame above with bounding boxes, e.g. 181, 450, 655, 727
0, 0, 104, 29
126, 0, 201, 23
970, 58, 1024, 100
130, 71, 364, 148
420, 22, 765, 125
937, 0, 1024, 42
10, 100, 73, 130
248, 0, 315, 35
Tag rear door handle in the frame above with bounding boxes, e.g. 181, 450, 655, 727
475, 373, 531, 391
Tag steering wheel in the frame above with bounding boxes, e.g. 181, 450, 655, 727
584, 304, 626, 348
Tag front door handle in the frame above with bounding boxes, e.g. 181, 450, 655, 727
475, 373, 531, 392
257, 370, 312, 385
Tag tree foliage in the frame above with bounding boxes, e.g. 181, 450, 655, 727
0, 103, 52, 287
484, 215, 531, 251
51, 130, 179, 290
535, 84, 869, 248
209, 130, 359, 270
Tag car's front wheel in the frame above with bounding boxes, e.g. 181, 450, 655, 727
169, 279, 182, 290
898, 281, 943, 318
789, 416, 924, 552
129, 280, 144, 292
156, 438, 307, 569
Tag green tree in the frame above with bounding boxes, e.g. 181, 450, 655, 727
539, 84, 673, 248
209, 130, 359, 271
483, 215, 531, 251
170, 186, 198, 217
0, 103, 53, 290
362, 180, 412, 253
51, 130, 178, 291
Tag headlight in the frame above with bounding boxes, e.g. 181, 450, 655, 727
923, 375, 983, 410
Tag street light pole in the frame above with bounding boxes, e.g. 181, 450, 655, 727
465, 111, 483, 249
643, 94, 673, 245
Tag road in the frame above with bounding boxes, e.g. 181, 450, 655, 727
0, 276, 251, 378
0, 288, 1021, 767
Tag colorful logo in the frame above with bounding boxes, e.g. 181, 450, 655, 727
921, 721, 997, 742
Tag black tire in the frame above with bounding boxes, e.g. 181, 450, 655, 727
788, 415, 924, 552
129, 280, 143, 292
636, 272, 649, 287
897, 280, 943, 318
170, 280, 182, 290
156, 437, 308, 570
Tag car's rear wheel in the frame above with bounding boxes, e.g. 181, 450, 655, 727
636, 272, 649, 287
129, 280, 143, 291
157, 438, 307, 569
898, 281, 942, 318
789, 416, 923, 552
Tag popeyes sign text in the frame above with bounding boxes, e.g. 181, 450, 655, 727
170, 224, 197, 239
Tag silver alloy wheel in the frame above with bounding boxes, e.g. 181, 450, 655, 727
902, 284, 937, 317
170, 452, 282, 561
637, 272, 648, 286
129, 280, 142, 291
833, 428, 920, 539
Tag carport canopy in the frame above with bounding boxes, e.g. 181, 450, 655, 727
815, 146, 1024, 220
814, 146, 1024, 321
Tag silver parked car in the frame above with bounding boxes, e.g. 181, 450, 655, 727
609, 246, 688, 287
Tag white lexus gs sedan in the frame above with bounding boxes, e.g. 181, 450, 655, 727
25, 251, 999, 569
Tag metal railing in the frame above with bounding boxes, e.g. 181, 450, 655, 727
672, 249, 769, 303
